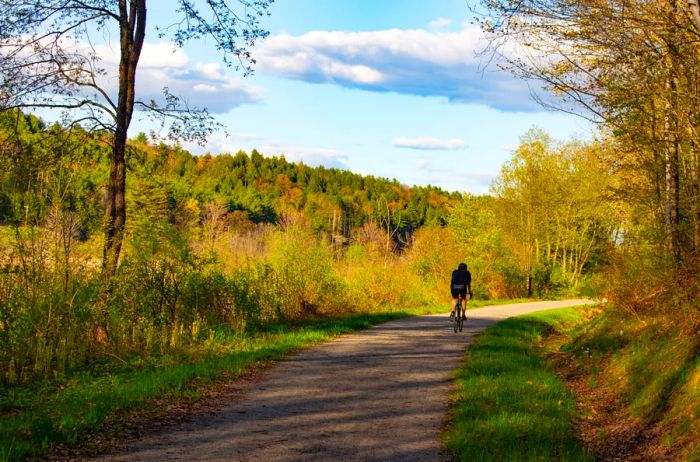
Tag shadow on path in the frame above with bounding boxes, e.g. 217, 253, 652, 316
89, 300, 595, 462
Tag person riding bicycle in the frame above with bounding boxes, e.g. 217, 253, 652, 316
450, 262, 472, 321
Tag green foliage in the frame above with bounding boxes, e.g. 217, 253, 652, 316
0, 225, 101, 385
0, 114, 617, 389
488, 129, 616, 297
446, 307, 592, 461
449, 194, 522, 298
0, 110, 464, 381
266, 226, 346, 318
553, 305, 700, 459
0, 111, 106, 231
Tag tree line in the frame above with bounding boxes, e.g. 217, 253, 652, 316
0, 110, 613, 385
0, 111, 458, 244
478, 0, 700, 275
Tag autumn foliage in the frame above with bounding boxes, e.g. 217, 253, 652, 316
0, 111, 615, 386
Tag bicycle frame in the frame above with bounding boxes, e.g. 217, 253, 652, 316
454, 294, 465, 332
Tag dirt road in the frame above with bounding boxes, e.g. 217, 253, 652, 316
92, 300, 594, 462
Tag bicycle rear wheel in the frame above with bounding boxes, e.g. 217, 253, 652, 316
453, 302, 460, 332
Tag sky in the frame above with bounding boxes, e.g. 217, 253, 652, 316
108, 1, 593, 193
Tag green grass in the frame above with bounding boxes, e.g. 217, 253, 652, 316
445, 307, 593, 462
560, 307, 700, 459
0, 306, 451, 461
564, 309, 697, 421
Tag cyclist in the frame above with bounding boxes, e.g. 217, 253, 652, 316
450, 262, 473, 321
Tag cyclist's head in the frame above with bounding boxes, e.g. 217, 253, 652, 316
458, 262, 467, 270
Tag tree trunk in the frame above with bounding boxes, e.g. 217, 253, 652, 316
98, 1, 146, 343
690, 138, 700, 251
684, 2, 700, 255
687, 0, 700, 32
101, 0, 147, 280
670, 110, 682, 264
651, 99, 663, 210
664, 64, 682, 265
664, 139, 681, 263
103, 131, 127, 279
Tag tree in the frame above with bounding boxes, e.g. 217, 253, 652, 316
0, 0, 272, 279
448, 194, 514, 298
687, 0, 700, 30
492, 129, 615, 296
492, 130, 555, 296
477, 0, 700, 269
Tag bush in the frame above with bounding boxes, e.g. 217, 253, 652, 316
0, 226, 100, 385
266, 226, 348, 318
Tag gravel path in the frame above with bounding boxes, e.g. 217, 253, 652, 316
92, 299, 594, 462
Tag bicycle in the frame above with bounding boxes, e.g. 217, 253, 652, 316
453, 293, 465, 333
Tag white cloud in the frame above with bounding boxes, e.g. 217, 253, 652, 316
255, 25, 539, 111
393, 137, 466, 151
139, 43, 189, 68
328, 63, 384, 84
259, 145, 348, 169
408, 168, 496, 194
90, 42, 262, 114
193, 83, 217, 93
195, 62, 226, 80
428, 18, 453, 30
5, 37, 261, 114
135, 66, 262, 113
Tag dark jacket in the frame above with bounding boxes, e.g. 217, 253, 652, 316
451, 269, 472, 292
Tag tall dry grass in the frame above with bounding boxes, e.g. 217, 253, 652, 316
0, 219, 461, 386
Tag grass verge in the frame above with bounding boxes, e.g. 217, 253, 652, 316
556, 307, 700, 460
467, 298, 533, 309
445, 306, 593, 462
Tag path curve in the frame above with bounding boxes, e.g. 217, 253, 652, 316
91, 299, 594, 462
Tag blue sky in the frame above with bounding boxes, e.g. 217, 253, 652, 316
131, 1, 592, 193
